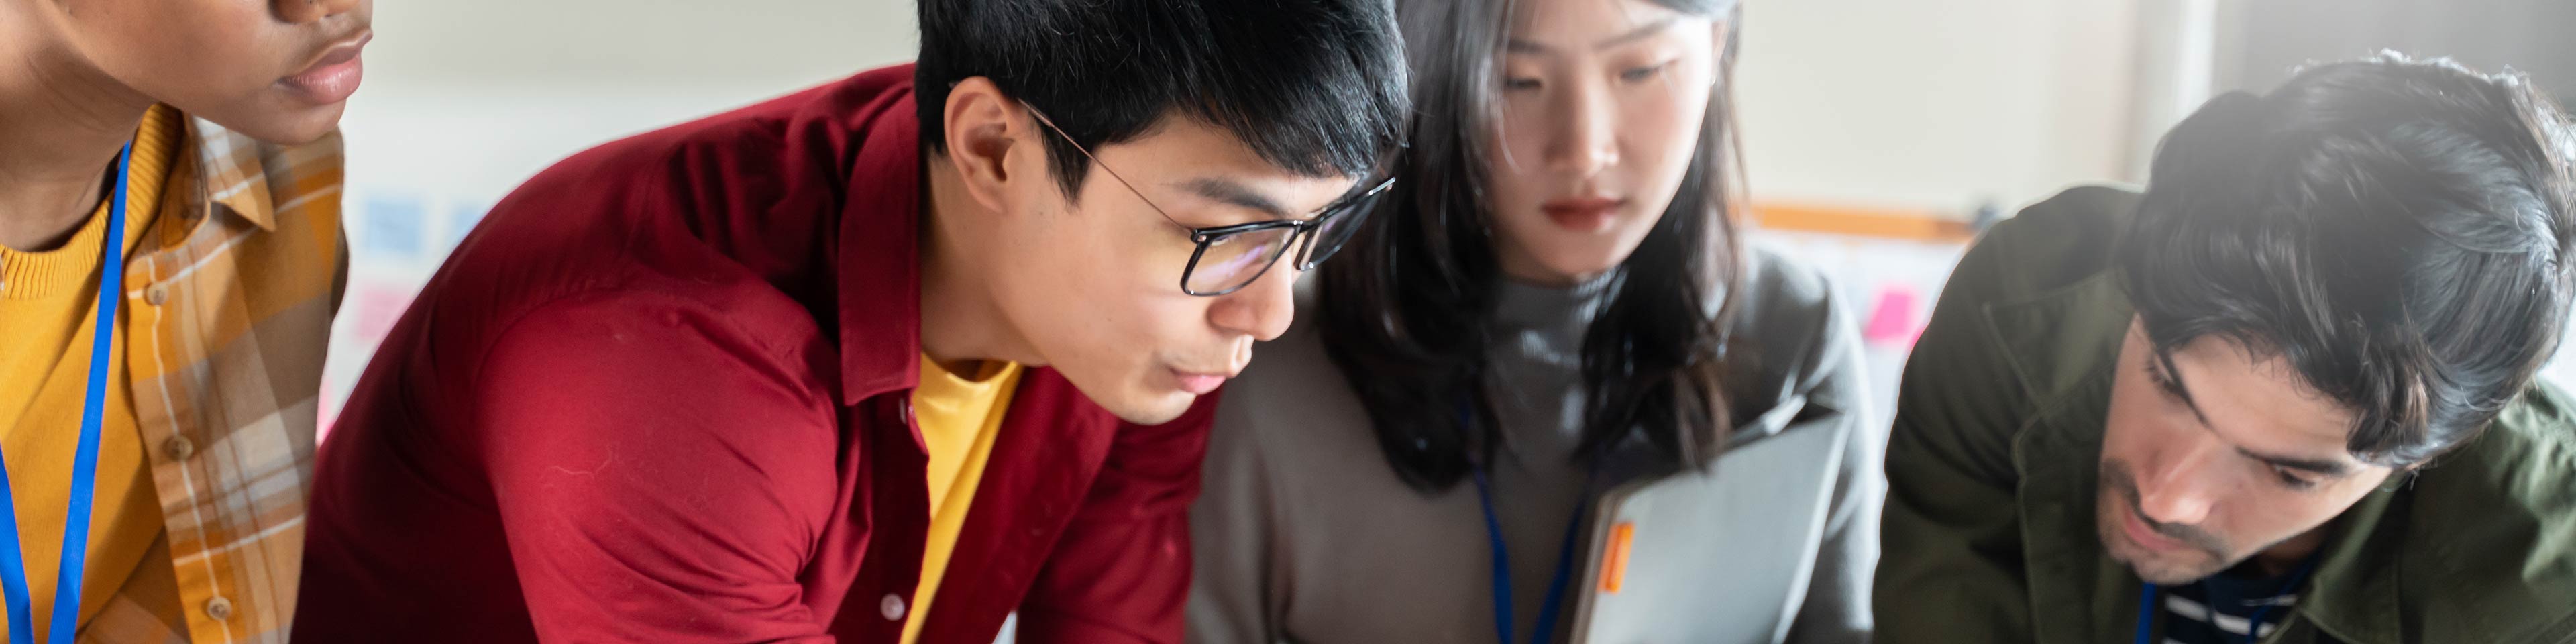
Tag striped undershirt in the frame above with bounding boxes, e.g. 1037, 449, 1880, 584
2159, 567, 2303, 644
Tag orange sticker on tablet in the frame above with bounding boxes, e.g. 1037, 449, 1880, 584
1599, 521, 1635, 594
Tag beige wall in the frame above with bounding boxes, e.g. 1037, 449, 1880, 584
1733, 0, 2145, 215
345, 0, 2149, 217
365, 0, 914, 86
339, 0, 916, 201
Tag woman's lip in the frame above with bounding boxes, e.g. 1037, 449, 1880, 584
1541, 196, 1624, 232
1542, 196, 1621, 211
279, 31, 372, 104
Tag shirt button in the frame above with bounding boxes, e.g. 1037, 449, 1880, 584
204, 596, 233, 621
879, 594, 906, 621
898, 401, 915, 425
144, 284, 168, 306
162, 435, 196, 461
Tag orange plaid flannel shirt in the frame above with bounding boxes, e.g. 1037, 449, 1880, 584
77, 112, 346, 644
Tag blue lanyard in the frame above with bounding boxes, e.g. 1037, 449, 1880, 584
1460, 400, 1593, 644
0, 142, 133, 644
2135, 584, 2159, 644
1470, 466, 1591, 644
2135, 555, 2320, 644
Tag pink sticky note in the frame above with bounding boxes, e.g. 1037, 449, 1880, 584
351, 284, 416, 346
1863, 286, 1921, 346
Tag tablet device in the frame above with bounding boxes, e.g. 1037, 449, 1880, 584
1566, 395, 1847, 644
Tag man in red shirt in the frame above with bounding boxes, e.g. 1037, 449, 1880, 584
290, 1, 1407, 642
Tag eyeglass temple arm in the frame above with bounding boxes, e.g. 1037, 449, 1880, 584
1018, 101, 1187, 227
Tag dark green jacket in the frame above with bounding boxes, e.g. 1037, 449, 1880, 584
1874, 186, 2576, 644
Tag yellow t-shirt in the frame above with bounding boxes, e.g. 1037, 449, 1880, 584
900, 354, 1023, 643
0, 104, 182, 640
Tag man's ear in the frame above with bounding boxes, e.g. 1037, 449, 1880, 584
943, 77, 1030, 215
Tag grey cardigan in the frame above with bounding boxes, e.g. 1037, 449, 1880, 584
1188, 246, 1882, 644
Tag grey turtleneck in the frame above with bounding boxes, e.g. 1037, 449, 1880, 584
1188, 245, 1883, 644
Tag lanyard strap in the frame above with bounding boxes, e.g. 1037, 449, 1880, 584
0, 142, 132, 643
2135, 584, 2159, 644
1460, 399, 1593, 644
1470, 467, 1590, 644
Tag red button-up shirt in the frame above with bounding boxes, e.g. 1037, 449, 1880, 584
294, 64, 1214, 644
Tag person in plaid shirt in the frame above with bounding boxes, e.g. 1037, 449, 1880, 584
0, 0, 369, 641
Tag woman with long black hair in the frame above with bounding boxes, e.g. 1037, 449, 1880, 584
1187, 0, 1880, 641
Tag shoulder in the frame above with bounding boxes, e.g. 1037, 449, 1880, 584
417, 90, 881, 368
470, 286, 837, 415
1955, 184, 2141, 305
1903, 184, 2141, 406
1730, 244, 1846, 359
413, 258, 831, 395
2400, 380, 2576, 639
1723, 245, 1860, 405
488, 287, 831, 366
1884, 188, 2143, 482
2420, 382, 2576, 560
468, 288, 843, 466
468, 294, 848, 570
504, 102, 796, 218
502, 65, 916, 227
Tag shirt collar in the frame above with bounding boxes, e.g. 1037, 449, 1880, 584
184, 117, 284, 231
833, 74, 926, 402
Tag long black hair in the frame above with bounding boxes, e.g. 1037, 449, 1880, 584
1318, 0, 1748, 492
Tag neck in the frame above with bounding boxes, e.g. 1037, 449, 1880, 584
2249, 521, 2334, 578
0, 28, 155, 252
1495, 250, 1598, 288
1493, 269, 1613, 333
1493, 230, 1621, 288
917, 154, 1033, 368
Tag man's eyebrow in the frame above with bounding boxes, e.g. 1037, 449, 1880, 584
2236, 445, 2356, 477
1178, 178, 1296, 221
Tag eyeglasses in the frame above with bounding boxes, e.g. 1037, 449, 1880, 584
1022, 101, 1395, 297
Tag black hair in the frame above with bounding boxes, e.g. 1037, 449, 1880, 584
915, 0, 1409, 198
2121, 52, 2576, 466
1318, 0, 1748, 491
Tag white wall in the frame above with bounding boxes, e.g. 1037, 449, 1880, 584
361, 0, 914, 88
341, 0, 914, 201
1733, 0, 2145, 216
341, 0, 2153, 223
